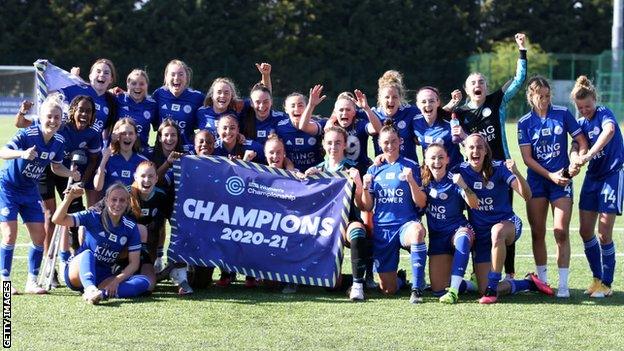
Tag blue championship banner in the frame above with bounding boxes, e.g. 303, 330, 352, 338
169, 156, 354, 288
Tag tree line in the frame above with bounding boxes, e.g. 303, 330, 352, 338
0, 0, 613, 113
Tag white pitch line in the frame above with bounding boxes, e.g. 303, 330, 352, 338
522, 227, 624, 231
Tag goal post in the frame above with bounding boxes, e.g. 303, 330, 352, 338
0, 65, 36, 118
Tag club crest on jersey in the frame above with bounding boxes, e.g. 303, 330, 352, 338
119, 236, 127, 245
482, 107, 492, 117
295, 138, 304, 145
385, 172, 396, 180
486, 181, 494, 190
554, 126, 563, 135
121, 170, 131, 178
103, 107, 109, 115
183, 105, 192, 114
398, 172, 407, 181
397, 121, 406, 129
589, 126, 600, 139
439, 192, 448, 200
79, 141, 87, 149
474, 181, 482, 189
541, 128, 551, 136
308, 137, 317, 146
171, 104, 180, 112
143, 111, 151, 119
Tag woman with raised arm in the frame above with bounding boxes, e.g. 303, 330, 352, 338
455, 33, 528, 278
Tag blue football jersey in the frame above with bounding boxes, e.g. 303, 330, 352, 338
72, 210, 141, 267
413, 115, 463, 169
423, 172, 468, 233
0, 125, 65, 194
251, 110, 289, 146
152, 86, 205, 152
196, 106, 240, 140
577, 106, 624, 180
59, 84, 112, 133
103, 152, 149, 190
275, 117, 324, 172
344, 117, 373, 168
517, 105, 582, 176
116, 93, 158, 147
458, 161, 516, 229
57, 123, 102, 172
366, 156, 421, 226
372, 105, 421, 163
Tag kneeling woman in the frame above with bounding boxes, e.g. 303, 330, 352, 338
52, 183, 151, 304
459, 134, 553, 304
421, 143, 478, 304
359, 121, 428, 304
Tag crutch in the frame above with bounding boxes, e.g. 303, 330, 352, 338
38, 152, 86, 290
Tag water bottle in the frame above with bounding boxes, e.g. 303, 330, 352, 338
450, 111, 462, 144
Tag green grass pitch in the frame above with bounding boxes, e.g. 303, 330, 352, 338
1, 118, 623, 350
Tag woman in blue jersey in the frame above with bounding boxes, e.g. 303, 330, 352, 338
52, 182, 150, 304
15, 96, 102, 269
238, 83, 289, 147
305, 126, 371, 300
518, 76, 588, 298
116, 69, 158, 149
322, 90, 382, 175
152, 59, 205, 153
63, 59, 118, 135
276, 85, 326, 172
94, 118, 148, 192
214, 114, 264, 163
459, 134, 551, 304
372, 70, 421, 162
570, 76, 624, 298
421, 143, 478, 303
359, 120, 427, 303
0, 95, 80, 294
197, 63, 272, 138
413, 87, 464, 170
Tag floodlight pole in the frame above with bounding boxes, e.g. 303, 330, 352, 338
612, 0, 623, 100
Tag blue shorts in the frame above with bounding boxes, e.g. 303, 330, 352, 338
372, 220, 419, 273
0, 185, 45, 223
579, 169, 623, 215
528, 174, 572, 202
64, 251, 114, 291
472, 214, 522, 264
428, 224, 474, 256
